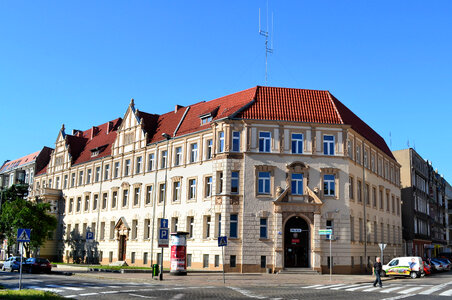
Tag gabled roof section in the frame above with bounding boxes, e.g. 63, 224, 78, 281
136, 110, 160, 143
66, 118, 122, 166
0, 150, 41, 174
148, 107, 189, 143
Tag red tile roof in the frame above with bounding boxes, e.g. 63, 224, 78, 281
0, 150, 41, 173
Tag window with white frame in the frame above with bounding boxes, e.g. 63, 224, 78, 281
78, 171, 84, 186
71, 173, 76, 187
175, 147, 182, 166
158, 183, 165, 203
232, 131, 240, 152
231, 171, 239, 194
206, 139, 213, 159
323, 135, 335, 155
356, 145, 361, 164
347, 140, 353, 159
114, 162, 120, 178
291, 133, 303, 154
190, 143, 198, 163
145, 185, 152, 205
259, 131, 271, 152
63, 174, 68, 188
291, 173, 303, 195
133, 187, 140, 206
112, 191, 118, 208
205, 216, 211, 238
217, 172, 223, 194
124, 159, 131, 176
205, 176, 212, 197
188, 216, 194, 238
104, 164, 110, 180
173, 181, 181, 201
122, 189, 129, 207
148, 153, 155, 171
136, 156, 142, 174
189, 179, 196, 199
86, 169, 92, 184
161, 150, 168, 169
218, 131, 225, 153
95, 167, 100, 182
323, 174, 335, 196
258, 172, 271, 194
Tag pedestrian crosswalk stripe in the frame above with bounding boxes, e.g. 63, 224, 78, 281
419, 284, 449, 295
361, 286, 384, 292
380, 285, 404, 293
346, 284, 375, 291
439, 288, 452, 296
330, 283, 368, 290
315, 284, 346, 289
398, 286, 428, 294
301, 284, 323, 289
62, 286, 84, 291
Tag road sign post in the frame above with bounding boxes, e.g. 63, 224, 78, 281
379, 243, 387, 264
17, 228, 31, 290
218, 236, 228, 284
319, 229, 333, 281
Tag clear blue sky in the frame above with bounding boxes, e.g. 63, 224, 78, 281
1, 1, 451, 182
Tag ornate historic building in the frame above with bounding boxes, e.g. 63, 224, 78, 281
31, 86, 402, 273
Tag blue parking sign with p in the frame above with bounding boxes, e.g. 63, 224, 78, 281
159, 228, 168, 239
86, 232, 94, 240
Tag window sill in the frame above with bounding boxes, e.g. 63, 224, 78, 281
259, 238, 271, 242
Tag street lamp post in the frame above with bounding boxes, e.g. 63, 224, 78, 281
160, 133, 171, 281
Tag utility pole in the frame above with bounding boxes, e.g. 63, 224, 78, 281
159, 133, 171, 280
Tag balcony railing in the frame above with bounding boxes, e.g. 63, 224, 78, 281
29, 188, 62, 198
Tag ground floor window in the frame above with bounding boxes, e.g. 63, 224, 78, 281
203, 254, 209, 268
215, 255, 220, 267
187, 254, 192, 267
261, 256, 266, 268
230, 255, 236, 268
143, 252, 148, 265
131, 252, 136, 264
109, 251, 113, 263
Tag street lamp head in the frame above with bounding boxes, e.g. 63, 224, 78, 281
162, 133, 171, 140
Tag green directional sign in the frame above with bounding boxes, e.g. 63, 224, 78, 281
318, 229, 332, 235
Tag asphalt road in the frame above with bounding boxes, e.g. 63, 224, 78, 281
1, 270, 452, 299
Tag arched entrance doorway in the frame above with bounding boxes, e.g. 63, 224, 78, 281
284, 216, 310, 268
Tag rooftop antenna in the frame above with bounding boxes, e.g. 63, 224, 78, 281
389, 131, 392, 149
259, 0, 273, 86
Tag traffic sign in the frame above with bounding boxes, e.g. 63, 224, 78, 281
160, 218, 169, 229
158, 228, 169, 247
290, 228, 302, 233
86, 231, 94, 240
379, 243, 387, 250
17, 229, 31, 242
318, 229, 332, 235
218, 236, 228, 247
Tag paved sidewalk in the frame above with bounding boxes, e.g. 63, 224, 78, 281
54, 265, 394, 287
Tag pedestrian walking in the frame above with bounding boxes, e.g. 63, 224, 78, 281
373, 257, 383, 288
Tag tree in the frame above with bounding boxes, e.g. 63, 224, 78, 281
0, 197, 57, 257
0, 184, 29, 202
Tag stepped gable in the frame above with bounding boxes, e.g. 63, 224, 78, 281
68, 118, 122, 166
175, 87, 257, 137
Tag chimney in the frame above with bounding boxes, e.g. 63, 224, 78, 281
91, 126, 99, 139
175, 105, 184, 113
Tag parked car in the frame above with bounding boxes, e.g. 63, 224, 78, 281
430, 259, 445, 272
436, 258, 451, 271
23, 258, 52, 274
1, 256, 24, 272
423, 260, 431, 275
382, 256, 424, 279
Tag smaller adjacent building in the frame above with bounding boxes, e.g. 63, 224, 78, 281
446, 182, 452, 252
393, 148, 449, 258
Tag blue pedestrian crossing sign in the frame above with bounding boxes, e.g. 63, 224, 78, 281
86, 231, 94, 240
17, 228, 31, 242
160, 218, 168, 229
218, 236, 228, 247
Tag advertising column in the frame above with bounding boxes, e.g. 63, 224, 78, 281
170, 232, 188, 275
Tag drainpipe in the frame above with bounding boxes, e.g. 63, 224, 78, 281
95, 159, 104, 264
363, 141, 367, 272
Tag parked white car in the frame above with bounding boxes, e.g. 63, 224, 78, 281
382, 256, 424, 279
1, 256, 24, 272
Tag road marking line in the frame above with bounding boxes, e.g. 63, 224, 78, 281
330, 283, 368, 290
362, 286, 384, 292
301, 284, 323, 289
439, 288, 452, 296
315, 284, 346, 289
64, 295, 76, 298
229, 287, 267, 299
346, 284, 375, 291
63, 286, 84, 291
419, 283, 452, 295
397, 286, 428, 294
171, 294, 184, 300
129, 293, 156, 299
381, 294, 415, 300
79, 292, 99, 296
101, 291, 119, 294
380, 285, 405, 293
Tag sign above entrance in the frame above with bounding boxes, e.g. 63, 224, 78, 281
318, 229, 332, 235
290, 228, 302, 233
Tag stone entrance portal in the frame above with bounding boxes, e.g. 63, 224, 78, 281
284, 216, 310, 268
115, 217, 130, 262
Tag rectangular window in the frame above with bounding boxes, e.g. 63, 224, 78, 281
188, 217, 194, 238
218, 172, 223, 194
258, 172, 271, 194
71, 173, 75, 187
187, 254, 192, 267
359, 218, 363, 242
374, 221, 377, 243
190, 144, 198, 163
124, 159, 131, 176
189, 179, 196, 199
76, 197, 82, 212
161, 150, 168, 169
391, 196, 395, 213
205, 216, 211, 238
173, 181, 181, 201
86, 169, 92, 184
175, 147, 182, 166
386, 192, 390, 212
172, 217, 178, 233
143, 252, 148, 265
365, 184, 370, 205
93, 194, 98, 210
231, 172, 239, 194
131, 252, 136, 264
112, 191, 118, 208
218, 131, 225, 153
323, 175, 335, 196
110, 221, 115, 239
347, 140, 353, 159
133, 187, 140, 206
55, 177, 60, 189
84, 195, 90, 212
372, 187, 377, 208
357, 181, 362, 203
203, 254, 209, 268
104, 164, 110, 180
93, 167, 100, 183
230, 214, 238, 238
291, 133, 303, 154
349, 177, 354, 200
323, 135, 335, 155
232, 131, 240, 152
379, 190, 384, 210
109, 251, 113, 263
215, 255, 220, 267
69, 198, 74, 213
114, 162, 120, 178
144, 219, 151, 239
136, 156, 142, 174
146, 185, 153, 205
217, 214, 222, 237
364, 149, 368, 168
356, 145, 361, 164
350, 216, 355, 241
122, 189, 128, 207
132, 219, 138, 239
259, 132, 271, 152
78, 171, 84, 186
206, 139, 213, 159
205, 176, 212, 197
261, 256, 266, 268
159, 183, 165, 203
100, 222, 105, 240
387, 224, 390, 243
102, 193, 107, 209
396, 197, 400, 216
260, 218, 268, 239
381, 223, 384, 243
291, 173, 303, 195
148, 153, 155, 171
230, 255, 236, 268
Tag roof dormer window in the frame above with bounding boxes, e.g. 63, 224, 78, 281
90, 145, 107, 157
200, 115, 213, 125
